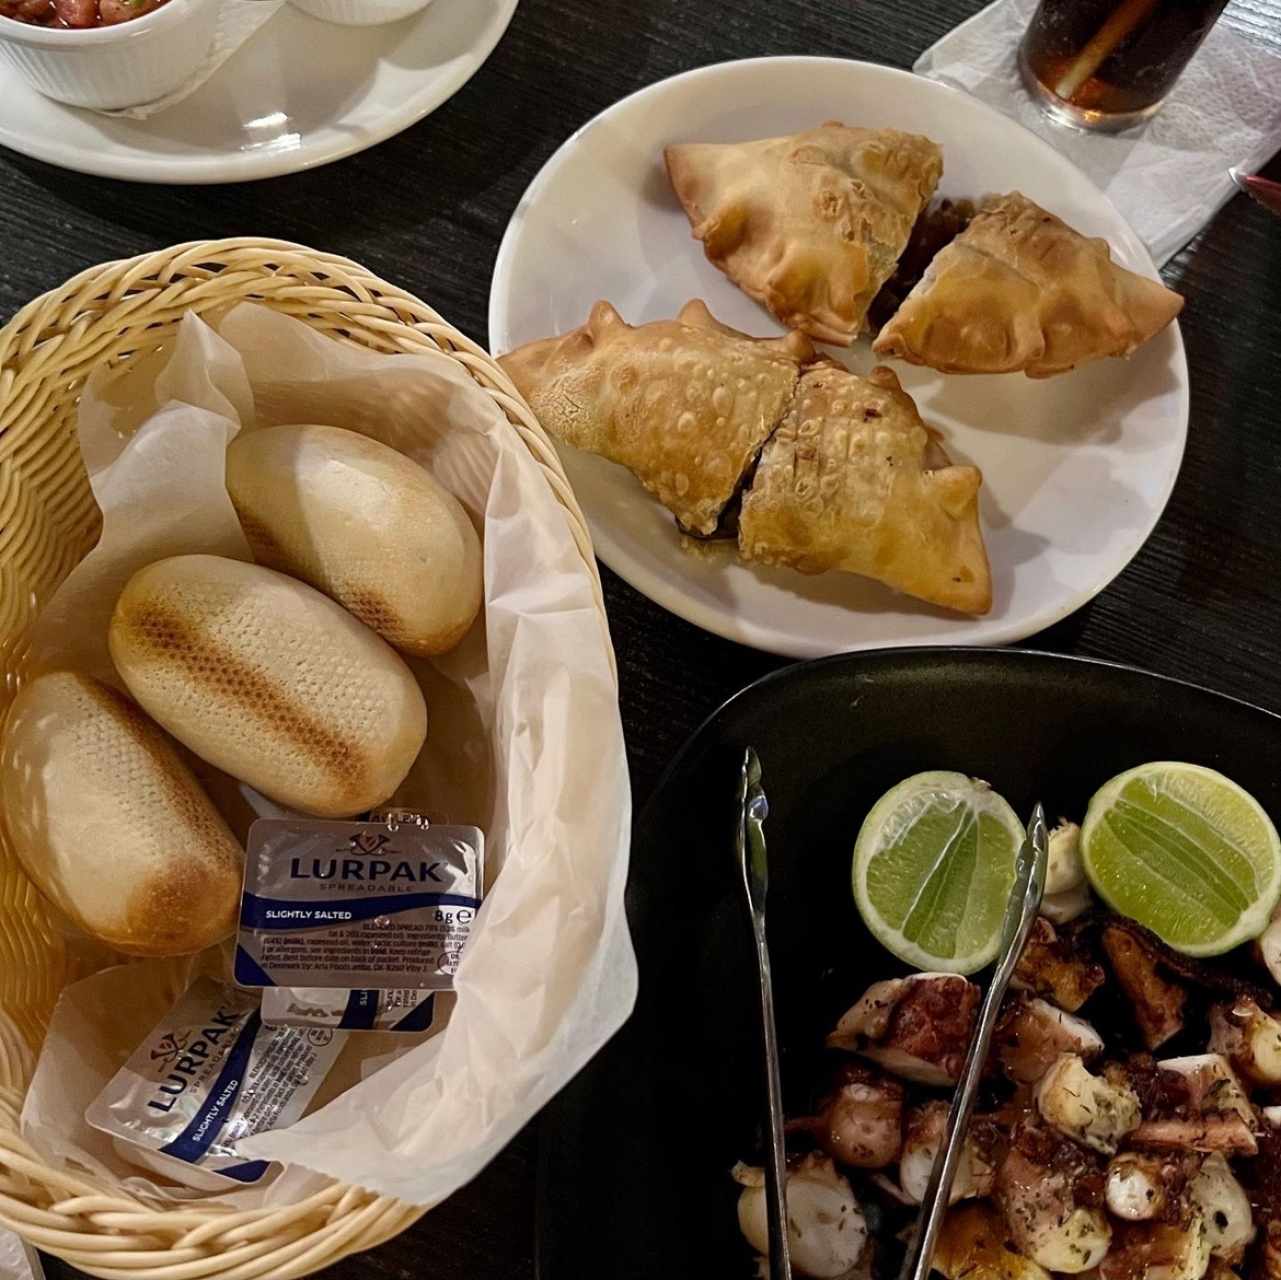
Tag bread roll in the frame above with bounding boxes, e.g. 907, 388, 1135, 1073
225, 424, 482, 657
0, 671, 242, 956
109, 555, 427, 818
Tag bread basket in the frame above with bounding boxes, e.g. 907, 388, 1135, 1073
0, 239, 610, 1279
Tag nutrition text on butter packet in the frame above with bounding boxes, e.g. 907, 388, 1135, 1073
251, 911, 473, 986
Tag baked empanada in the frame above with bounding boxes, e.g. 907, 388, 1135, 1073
499, 299, 816, 535
738, 365, 991, 615
872, 192, 1184, 378
665, 123, 943, 346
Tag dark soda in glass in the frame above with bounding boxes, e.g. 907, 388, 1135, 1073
1019, 0, 1230, 131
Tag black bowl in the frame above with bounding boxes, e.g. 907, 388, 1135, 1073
536, 648, 1281, 1279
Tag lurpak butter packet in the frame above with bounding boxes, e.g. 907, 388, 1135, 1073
261, 986, 437, 1033
235, 818, 483, 991
86, 978, 345, 1189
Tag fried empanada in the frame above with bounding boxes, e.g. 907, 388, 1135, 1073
665, 123, 943, 346
872, 192, 1184, 378
738, 365, 991, 615
499, 299, 816, 535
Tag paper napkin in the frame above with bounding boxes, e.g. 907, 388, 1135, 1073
0, 1231, 40, 1280
98, 0, 285, 121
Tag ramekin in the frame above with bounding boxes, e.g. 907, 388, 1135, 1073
288, 0, 432, 26
0, 0, 219, 111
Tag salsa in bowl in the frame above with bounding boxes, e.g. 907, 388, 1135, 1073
1, 0, 171, 27
0, 0, 217, 110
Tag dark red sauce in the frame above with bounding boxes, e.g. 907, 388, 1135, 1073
0, 0, 169, 27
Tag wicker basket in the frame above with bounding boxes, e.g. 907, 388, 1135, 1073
0, 239, 609, 1279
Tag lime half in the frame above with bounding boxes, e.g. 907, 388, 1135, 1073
1081, 762, 1281, 956
853, 772, 1024, 974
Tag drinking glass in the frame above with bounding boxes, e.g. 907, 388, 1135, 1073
1019, 0, 1230, 132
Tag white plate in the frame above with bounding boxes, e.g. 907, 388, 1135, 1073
0, 0, 516, 183
489, 57, 1190, 659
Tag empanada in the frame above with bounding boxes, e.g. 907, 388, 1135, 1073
665, 123, 943, 346
872, 192, 1183, 378
738, 365, 991, 615
500, 299, 816, 535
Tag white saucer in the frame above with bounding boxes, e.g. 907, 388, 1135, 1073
489, 57, 1190, 659
0, 0, 516, 183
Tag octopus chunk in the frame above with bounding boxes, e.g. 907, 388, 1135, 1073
1102, 922, 1188, 1050
1101, 1218, 1213, 1280
996, 1122, 1111, 1274
1105, 1152, 1184, 1222
1209, 999, 1281, 1088
935, 1201, 1053, 1280
790, 1063, 904, 1169
1014, 917, 1106, 1013
734, 1153, 867, 1278
1131, 1055, 1258, 1157
1189, 1153, 1254, 1262
828, 973, 980, 1086
898, 1101, 996, 1204
1036, 1053, 1141, 1154
994, 995, 1104, 1085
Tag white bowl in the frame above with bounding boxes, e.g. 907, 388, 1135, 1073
288, 0, 432, 25
0, 0, 218, 111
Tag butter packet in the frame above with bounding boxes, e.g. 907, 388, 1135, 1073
235, 818, 483, 991
261, 987, 436, 1033
86, 978, 345, 1189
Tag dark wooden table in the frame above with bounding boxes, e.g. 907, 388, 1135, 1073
3, 0, 1279, 1276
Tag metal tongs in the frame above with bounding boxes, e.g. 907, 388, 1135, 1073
737, 760, 1048, 1280
736, 747, 792, 1280
898, 804, 1050, 1280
